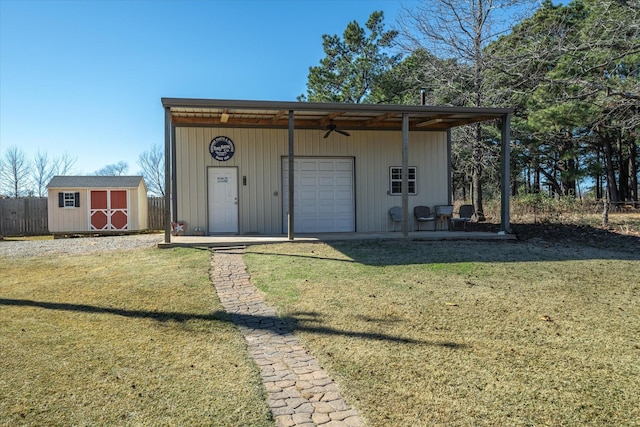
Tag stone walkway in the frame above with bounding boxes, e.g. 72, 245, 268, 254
209, 247, 365, 427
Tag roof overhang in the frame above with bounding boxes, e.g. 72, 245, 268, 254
161, 98, 513, 132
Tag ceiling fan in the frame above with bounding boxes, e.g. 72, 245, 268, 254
323, 123, 351, 138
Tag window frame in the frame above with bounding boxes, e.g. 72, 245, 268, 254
59, 191, 80, 208
389, 166, 417, 196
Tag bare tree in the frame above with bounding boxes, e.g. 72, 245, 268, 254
32, 150, 53, 197
397, 0, 535, 219
94, 161, 129, 176
137, 144, 165, 197
0, 146, 32, 197
52, 152, 77, 176
30, 151, 77, 197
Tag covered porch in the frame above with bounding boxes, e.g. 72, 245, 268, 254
161, 98, 514, 244
158, 229, 516, 249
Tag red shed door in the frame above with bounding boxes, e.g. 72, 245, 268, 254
90, 190, 128, 231
109, 190, 128, 230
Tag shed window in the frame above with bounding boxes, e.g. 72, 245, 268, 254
389, 167, 417, 195
58, 192, 80, 208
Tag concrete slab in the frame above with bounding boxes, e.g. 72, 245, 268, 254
158, 231, 516, 248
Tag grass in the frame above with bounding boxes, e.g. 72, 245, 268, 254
2, 208, 639, 426
245, 239, 640, 426
0, 247, 273, 427
1, 235, 54, 241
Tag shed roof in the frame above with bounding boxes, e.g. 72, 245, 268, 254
161, 98, 513, 132
47, 176, 145, 189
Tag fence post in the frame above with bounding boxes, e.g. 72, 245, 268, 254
602, 198, 609, 228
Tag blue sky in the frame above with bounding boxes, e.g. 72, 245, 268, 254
1, 0, 416, 175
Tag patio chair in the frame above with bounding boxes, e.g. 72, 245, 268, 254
388, 206, 403, 231
451, 204, 474, 230
413, 206, 436, 231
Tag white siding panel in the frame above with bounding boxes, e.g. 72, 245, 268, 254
176, 127, 288, 235
174, 127, 449, 235
137, 182, 149, 230
47, 188, 89, 232
128, 188, 139, 230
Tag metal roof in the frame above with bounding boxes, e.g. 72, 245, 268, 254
161, 98, 512, 131
47, 176, 145, 189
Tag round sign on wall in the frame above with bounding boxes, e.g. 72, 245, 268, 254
209, 136, 235, 161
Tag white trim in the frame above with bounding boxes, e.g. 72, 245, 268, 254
389, 166, 417, 196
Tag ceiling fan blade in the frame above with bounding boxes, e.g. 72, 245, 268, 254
335, 129, 350, 136
323, 129, 333, 138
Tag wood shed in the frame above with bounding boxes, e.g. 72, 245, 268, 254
46, 176, 148, 234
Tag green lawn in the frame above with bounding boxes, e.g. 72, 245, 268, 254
0, 247, 273, 427
245, 239, 640, 426
2, 231, 639, 426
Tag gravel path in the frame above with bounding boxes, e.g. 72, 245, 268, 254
0, 233, 164, 258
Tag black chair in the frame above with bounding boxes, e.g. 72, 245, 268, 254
413, 206, 436, 231
451, 204, 474, 230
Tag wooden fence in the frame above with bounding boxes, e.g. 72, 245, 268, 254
0, 198, 48, 236
147, 197, 165, 231
0, 197, 166, 237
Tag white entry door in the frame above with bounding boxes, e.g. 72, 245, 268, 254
208, 167, 238, 234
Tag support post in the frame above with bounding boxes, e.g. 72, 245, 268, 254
447, 129, 452, 204
402, 113, 409, 237
287, 110, 295, 241
171, 123, 177, 223
163, 107, 172, 243
500, 113, 512, 233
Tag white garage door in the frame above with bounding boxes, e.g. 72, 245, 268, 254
282, 158, 355, 233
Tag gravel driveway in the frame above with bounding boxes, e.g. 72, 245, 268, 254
0, 233, 164, 258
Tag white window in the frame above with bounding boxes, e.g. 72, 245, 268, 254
64, 192, 76, 207
58, 191, 80, 208
389, 167, 417, 195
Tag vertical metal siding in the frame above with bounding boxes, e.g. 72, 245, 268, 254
175, 127, 448, 234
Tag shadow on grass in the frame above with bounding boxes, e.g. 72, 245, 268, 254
247, 251, 357, 264
304, 224, 639, 265
0, 298, 458, 348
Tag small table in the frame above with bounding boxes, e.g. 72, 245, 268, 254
434, 205, 454, 231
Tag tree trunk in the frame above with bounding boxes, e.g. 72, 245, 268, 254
561, 157, 577, 196
472, 124, 485, 221
602, 136, 620, 204
472, 166, 484, 221
540, 168, 563, 196
617, 133, 629, 201
629, 139, 638, 206
533, 153, 541, 193
595, 148, 603, 200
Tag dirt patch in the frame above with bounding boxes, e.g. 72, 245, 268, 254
468, 221, 639, 255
